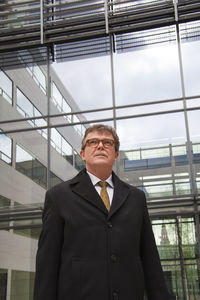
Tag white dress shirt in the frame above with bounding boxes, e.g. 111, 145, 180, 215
86, 170, 114, 205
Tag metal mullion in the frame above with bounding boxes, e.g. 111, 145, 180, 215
2, 106, 200, 135
0, 95, 199, 125
47, 46, 51, 189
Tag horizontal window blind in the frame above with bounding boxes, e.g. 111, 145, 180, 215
0, 0, 200, 66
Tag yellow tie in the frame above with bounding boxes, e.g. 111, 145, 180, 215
99, 181, 110, 211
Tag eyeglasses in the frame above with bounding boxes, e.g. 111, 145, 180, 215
85, 138, 115, 149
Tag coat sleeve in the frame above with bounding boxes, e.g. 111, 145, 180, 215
140, 193, 170, 300
34, 189, 64, 300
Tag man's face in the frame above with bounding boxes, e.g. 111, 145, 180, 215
80, 130, 119, 172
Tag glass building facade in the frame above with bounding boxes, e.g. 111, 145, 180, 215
0, 1, 200, 299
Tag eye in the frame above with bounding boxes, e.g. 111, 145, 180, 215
89, 139, 98, 146
104, 140, 112, 146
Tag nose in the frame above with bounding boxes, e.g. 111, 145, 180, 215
97, 140, 104, 149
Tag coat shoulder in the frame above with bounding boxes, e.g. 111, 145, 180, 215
47, 169, 86, 196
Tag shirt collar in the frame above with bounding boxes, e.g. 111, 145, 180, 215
87, 170, 114, 188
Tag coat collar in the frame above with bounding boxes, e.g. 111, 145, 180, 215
69, 169, 130, 219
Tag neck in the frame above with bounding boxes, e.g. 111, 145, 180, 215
86, 166, 112, 181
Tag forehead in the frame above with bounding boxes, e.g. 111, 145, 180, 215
85, 130, 113, 140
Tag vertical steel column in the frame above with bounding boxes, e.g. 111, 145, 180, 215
173, 2, 200, 291
104, 0, 109, 34
193, 201, 200, 292
109, 33, 119, 175
40, 0, 44, 44
47, 46, 51, 189
174, 1, 196, 195
6, 269, 11, 300
176, 217, 189, 300
109, 34, 117, 129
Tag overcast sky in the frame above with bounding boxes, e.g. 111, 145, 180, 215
53, 40, 200, 150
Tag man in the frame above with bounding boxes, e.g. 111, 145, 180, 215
34, 124, 170, 300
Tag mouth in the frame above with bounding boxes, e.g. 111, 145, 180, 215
95, 153, 107, 158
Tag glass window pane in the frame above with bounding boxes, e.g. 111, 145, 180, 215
114, 43, 182, 106
53, 55, 112, 110
181, 40, 200, 96
117, 112, 191, 199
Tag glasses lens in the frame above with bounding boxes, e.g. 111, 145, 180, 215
88, 139, 98, 147
86, 139, 114, 148
103, 140, 114, 147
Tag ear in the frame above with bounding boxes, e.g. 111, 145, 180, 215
115, 151, 119, 161
80, 150, 85, 161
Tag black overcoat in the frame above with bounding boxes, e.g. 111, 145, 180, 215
34, 169, 169, 300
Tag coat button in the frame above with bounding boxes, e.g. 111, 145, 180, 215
113, 292, 118, 300
110, 254, 117, 262
107, 222, 112, 228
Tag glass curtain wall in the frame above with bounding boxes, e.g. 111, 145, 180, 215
0, 1, 200, 300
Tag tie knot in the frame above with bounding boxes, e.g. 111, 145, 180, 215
98, 181, 107, 188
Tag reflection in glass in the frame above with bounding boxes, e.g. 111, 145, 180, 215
0, 131, 12, 164
117, 113, 192, 198
26, 63, 46, 94
16, 88, 47, 139
51, 128, 73, 164
74, 150, 84, 171
50, 171, 63, 188
187, 111, 200, 192
0, 268, 7, 300
0, 69, 13, 104
0, 195, 11, 229
52, 82, 72, 122
10, 270, 34, 300
16, 144, 47, 189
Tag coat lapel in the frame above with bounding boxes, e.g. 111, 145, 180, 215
70, 169, 108, 215
108, 172, 130, 220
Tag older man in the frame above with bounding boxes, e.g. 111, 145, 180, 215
34, 124, 169, 300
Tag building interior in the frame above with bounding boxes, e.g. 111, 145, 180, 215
0, 1, 200, 299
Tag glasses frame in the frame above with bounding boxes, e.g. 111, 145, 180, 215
84, 138, 115, 149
